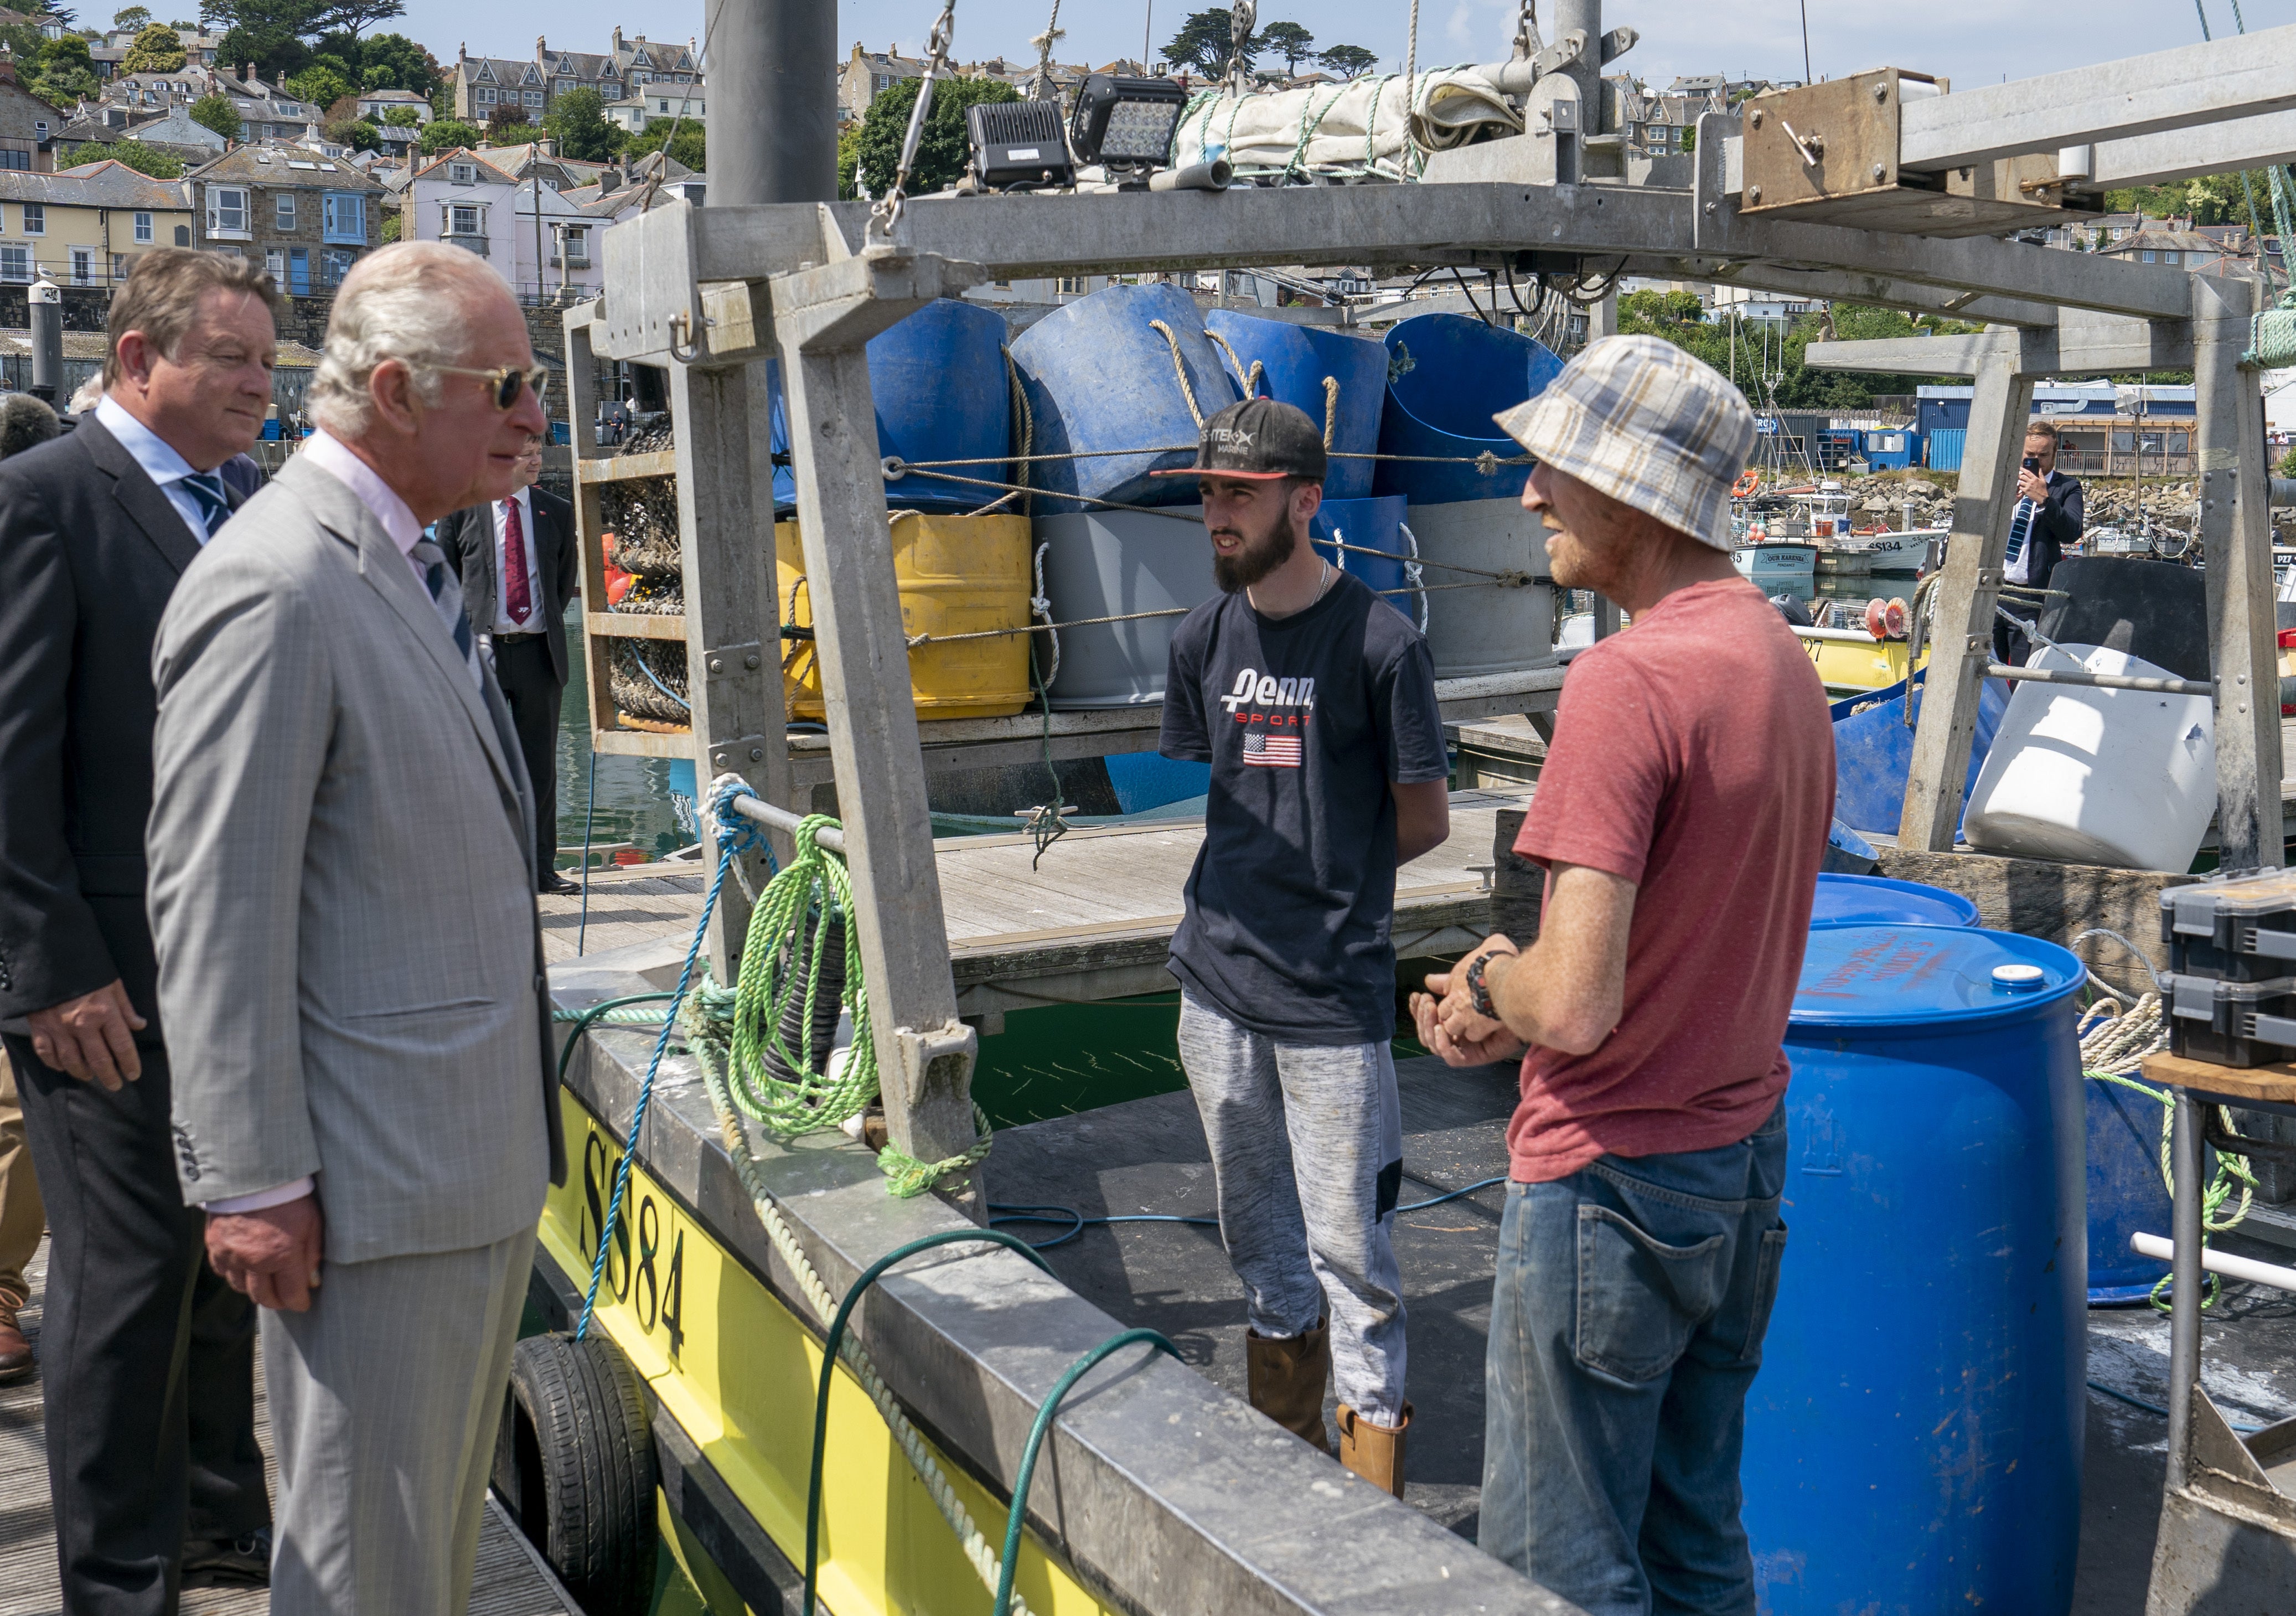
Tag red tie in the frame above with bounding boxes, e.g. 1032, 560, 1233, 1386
502, 497, 532, 625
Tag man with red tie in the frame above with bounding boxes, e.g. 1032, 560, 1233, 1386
435, 435, 581, 892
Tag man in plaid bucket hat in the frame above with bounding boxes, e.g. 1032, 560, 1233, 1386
1410, 337, 1835, 1614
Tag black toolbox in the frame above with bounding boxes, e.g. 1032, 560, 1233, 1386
2160, 869, 2296, 983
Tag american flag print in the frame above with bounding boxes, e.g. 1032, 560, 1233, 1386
1242, 730, 1302, 768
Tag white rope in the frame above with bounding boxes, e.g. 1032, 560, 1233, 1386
1030, 540, 1061, 689
1400, 520, 1430, 633
1403, 0, 1422, 175
1028, 0, 1064, 101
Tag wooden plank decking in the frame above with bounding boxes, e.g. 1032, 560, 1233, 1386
538, 787, 1531, 1009
0, 1243, 573, 1615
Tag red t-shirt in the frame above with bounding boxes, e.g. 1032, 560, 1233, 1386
1507, 576, 1835, 1182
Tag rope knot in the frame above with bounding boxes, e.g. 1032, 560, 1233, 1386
706, 772, 774, 868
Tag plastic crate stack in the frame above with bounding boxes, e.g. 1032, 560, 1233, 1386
2161, 870, 2296, 1067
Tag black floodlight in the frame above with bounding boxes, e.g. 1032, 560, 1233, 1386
1069, 74, 1188, 172
966, 100, 1073, 191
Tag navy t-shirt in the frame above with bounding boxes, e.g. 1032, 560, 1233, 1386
1160, 571, 1449, 1045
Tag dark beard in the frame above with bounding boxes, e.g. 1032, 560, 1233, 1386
1211, 511, 1299, 593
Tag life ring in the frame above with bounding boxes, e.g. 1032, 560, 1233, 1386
494, 1331, 659, 1614
1732, 471, 1761, 498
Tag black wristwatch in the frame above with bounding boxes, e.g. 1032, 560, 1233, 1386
1465, 948, 1517, 1019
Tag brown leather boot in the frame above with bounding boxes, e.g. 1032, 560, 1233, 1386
1336, 1402, 1411, 1497
0, 1295, 31, 1383
1246, 1316, 1331, 1454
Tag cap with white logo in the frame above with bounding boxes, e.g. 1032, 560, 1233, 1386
1153, 396, 1328, 484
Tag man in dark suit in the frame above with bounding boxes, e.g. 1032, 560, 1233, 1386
0, 248, 279, 1602
1992, 417, 2085, 667
435, 435, 583, 893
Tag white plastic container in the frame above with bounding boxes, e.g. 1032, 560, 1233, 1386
1962, 642, 2214, 872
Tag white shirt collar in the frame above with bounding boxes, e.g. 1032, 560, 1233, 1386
299, 430, 424, 562
94, 394, 200, 488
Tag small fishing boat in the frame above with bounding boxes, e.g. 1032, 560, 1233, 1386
1734, 538, 1820, 582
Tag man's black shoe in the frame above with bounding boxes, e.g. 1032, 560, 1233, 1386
182, 1527, 271, 1587
540, 872, 584, 896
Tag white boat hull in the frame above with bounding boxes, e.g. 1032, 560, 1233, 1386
1734, 544, 1818, 581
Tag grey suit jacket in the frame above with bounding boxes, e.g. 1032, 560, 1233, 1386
148, 453, 565, 1265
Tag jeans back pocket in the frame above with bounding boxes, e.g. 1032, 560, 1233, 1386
1725, 1222, 1790, 1368
1574, 1204, 1728, 1386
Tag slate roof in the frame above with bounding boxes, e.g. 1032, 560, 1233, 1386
188, 146, 385, 192
2, 161, 189, 208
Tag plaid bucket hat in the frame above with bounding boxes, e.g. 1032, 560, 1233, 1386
1492, 335, 1757, 550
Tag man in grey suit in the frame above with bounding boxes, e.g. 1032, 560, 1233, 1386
146, 240, 561, 1612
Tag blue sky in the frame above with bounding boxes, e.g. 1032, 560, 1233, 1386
403, 1, 2285, 95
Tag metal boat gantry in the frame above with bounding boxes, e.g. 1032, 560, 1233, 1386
553, 7, 2296, 1611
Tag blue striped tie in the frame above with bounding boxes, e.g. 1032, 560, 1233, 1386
2004, 497, 2035, 567
179, 471, 231, 540
410, 538, 484, 691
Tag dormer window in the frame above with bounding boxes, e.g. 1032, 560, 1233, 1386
449, 161, 475, 184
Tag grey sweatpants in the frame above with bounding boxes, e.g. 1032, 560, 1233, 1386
1178, 990, 1409, 1422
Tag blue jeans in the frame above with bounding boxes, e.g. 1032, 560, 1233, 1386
1480, 1104, 1788, 1616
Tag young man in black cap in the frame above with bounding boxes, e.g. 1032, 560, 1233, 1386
1155, 396, 1452, 1493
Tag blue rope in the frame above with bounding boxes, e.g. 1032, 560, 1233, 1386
575, 841, 731, 1339
575, 778, 778, 1339
635, 652, 691, 711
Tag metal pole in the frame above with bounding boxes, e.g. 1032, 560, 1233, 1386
532, 166, 544, 304
2166, 1089, 2204, 1490
716, 0, 836, 208
27, 276, 60, 403
1898, 348, 2036, 850
1552, 0, 1602, 133
2193, 272, 2280, 870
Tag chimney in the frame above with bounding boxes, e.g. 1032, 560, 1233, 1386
611, 27, 623, 53
0, 51, 17, 89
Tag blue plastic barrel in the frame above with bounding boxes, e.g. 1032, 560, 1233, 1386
1310, 494, 1413, 619
1372, 313, 1564, 505
1745, 924, 2085, 1616
766, 298, 1012, 513
1008, 283, 1239, 511
1829, 670, 2010, 838
1203, 310, 1387, 499
1810, 872, 1980, 928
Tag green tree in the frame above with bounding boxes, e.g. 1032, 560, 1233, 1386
416, 115, 477, 152
341, 29, 436, 94
1620, 292, 1982, 411
483, 101, 528, 140
105, 137, 184, 176
188, 90, 242, 140
1258, 20, 1314, 75
284, 59, 349, 109
836, 120, 863, 197
542, 84, 618, 162
845, 74, 1014, 200
1165, 9, 1255, 77
381, 102, 417, 126
624, 117, 702, 174
323, 114, 375, 148
32, 36, 100, 107
1316, 43, 1377, 79
112, 5, 152, 29
121, 19, 184, 68
379, 208, 398, 241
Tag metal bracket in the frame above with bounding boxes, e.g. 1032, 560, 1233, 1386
1692, 111, 1744, 253
707, 732, 775, 771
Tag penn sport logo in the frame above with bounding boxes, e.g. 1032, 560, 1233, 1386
1218, 667, 1316, 715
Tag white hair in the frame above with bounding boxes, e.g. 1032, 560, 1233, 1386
65, 374, 103, 414
307, 241, 515, 437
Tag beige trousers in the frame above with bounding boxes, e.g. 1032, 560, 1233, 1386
0, 1045, 42, 1310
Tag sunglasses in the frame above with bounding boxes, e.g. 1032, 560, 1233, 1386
428, 362, 552, 411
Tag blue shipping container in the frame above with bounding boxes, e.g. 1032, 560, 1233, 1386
1927, 426, 1967, 471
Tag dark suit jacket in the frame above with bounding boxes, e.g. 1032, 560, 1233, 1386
2015, 468, 2083, 592
433, 484, 579, 684
0, 416, 240, 1036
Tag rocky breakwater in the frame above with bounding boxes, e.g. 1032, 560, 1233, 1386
1825, 471, 2290, 540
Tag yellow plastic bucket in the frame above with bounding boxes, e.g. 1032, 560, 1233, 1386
775, 513, 1033, 721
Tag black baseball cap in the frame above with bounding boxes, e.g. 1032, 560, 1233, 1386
1152, 396, 1327, 484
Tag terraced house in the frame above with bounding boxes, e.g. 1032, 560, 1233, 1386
448, 29, 701, 125
0, 159, 193, 286
192, 144, 381, 295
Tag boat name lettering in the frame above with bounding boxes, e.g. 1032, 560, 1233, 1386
1221, 669, 1315, 714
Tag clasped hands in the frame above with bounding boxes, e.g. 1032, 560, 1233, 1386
1410, 933, 1529, 1066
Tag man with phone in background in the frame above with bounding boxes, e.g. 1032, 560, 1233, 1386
1992, 418, 2083, 667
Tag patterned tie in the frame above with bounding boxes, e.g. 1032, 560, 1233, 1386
2004, 497, 2035, 568
410, 538, 484, 692
501, 497, 532, 625
179, 471, 232, 541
